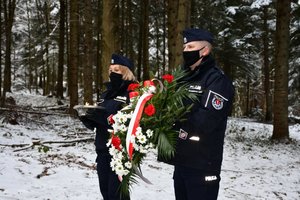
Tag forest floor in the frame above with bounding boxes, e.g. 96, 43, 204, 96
0, 93, 300, 200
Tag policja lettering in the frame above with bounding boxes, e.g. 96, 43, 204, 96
205, 176, 218, 181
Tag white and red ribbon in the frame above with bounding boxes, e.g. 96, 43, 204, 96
126, 93, 153, 160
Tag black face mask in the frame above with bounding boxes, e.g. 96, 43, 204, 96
182, 46, 205, 71
109, 72, 123, 89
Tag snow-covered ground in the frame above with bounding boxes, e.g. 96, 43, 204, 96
0, 93, 300, 200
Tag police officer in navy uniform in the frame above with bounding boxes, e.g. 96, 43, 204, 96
79, 54, 135, 200
170, 28, 235, 200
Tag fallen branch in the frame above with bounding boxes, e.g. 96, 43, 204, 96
0, 143, 29, 148
36, 167, 52, 179
0, 137, 94, 152
0, 107, 69, 116
75, 160, 96, 170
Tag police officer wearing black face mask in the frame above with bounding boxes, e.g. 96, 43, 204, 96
79, 54, 135, 200
170, 28, 235, 200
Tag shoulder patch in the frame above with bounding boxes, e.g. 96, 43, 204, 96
212, 95, 224, 110
205, 90, 228, 110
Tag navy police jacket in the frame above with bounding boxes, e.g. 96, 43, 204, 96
79, 81, 132, 154
172, 55, 234, 173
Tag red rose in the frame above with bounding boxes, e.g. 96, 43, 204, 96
162, 74, 174, 83
129, 91, 139, 99
144, 104, 156, 116
127, 83, 140, 91
143, 80, 155, 87
112, 136, 121, 150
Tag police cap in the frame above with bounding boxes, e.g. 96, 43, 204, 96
183, 28, 214, 44
111, 54, 134, 71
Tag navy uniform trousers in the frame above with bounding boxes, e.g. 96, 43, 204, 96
96, 153, 130, 200
173, 165, 220, 200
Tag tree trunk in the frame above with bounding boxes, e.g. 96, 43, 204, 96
167, 0, 178, 70
155, 2, 160, 77
101, 0, 119, 83
96, 0, 102, 101
0, 0, 2, 98
35, 0, 45, 94
2, 0, 16, 106
137, 0, 143, 81
43, 1, 51, 95
141, 0, 149, 80
25, 0, 33, 93
57, 0, 65, 99
272, 0, 290, 140
246, 76, 250, 116
222, 38, 232, 78
174, 0, 190, 70
162, 0, 167, 75
120, 0, 125, 53
69, 0, 79, 115
262, 6, 272, 122
127, 0, 134, 64
83, 0, 93, 105
65, 0, 69, 96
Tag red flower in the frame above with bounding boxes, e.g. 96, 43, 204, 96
127, 83, 140, 91
112, 135, 121, 150
129, 91, 139, 99
144, 104, 156, 116
107, 114, 115, 125
143, 80, 155, 87
162, 74, 174, 83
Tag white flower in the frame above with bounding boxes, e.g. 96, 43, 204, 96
123, 169, 130, 176
119, 115, 128, 124
115, 163, 124, 173
133, 143, 139, 151
109, 146, 117, 156
112, 123, 120, 132
149, 143, 154, 148
112, 123, 127, 133
124, 161, 132, 169
115, 163, 130, 177
146, 129, 153, 138
136, 127, 142, 135
119, 124, 128, 132
115, 151, 124, 160
148, 85, 157, 94
110, 157, 122, 170
112, 111, 128, 124
137, 135, 147, 144
112, 112, 119, 122
139, 146, 148, 154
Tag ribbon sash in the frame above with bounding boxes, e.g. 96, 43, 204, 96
126, 93, 153, 160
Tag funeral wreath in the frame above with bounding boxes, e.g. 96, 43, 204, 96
106, 69, 198, 197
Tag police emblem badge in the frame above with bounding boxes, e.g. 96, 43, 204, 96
212, 95, 224, 110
